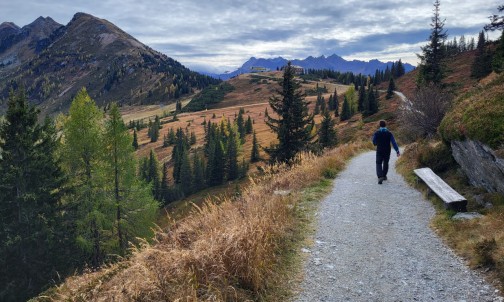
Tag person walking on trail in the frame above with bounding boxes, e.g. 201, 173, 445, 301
372, 120, 400, 184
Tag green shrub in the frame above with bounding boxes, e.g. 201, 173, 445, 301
322, 168, 338, 179
416, 142, 456, 173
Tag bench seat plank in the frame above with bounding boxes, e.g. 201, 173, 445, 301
414, 168, 467, 211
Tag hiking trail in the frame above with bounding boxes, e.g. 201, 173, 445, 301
294, 150, 502, 301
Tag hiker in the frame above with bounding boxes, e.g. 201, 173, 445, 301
372, 120, 400, 184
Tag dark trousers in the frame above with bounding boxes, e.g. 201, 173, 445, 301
376, 152, 390, 178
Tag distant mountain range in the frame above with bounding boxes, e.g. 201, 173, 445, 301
0, 13, 218, 115
206, 55, 415, 80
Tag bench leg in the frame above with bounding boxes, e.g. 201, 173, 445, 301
445, 200, 467, 212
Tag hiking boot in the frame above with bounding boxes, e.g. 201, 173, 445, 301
378, 177, 384, 184
383, 176, 388, 181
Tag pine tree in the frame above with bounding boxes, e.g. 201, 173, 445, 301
333, 88, 339, 117
192, 154, 205, 192
265, 62, 315, 163
417, 0, 447, 86
484, 5, 504, 31
493, 31, 504, 73
226, 124, 240, 180
340, 95, 352, 121
190, 131, 197, 145
245, 115, 253, 134
471, 31, 492, 78
250, 131, 260, 163
148, 116, 160, 142
160, 162, 169, 202
386, 77, 396, 99
208, 139, 225, 186
179, 147, 192, 196
318, 110, 338, 148
132, 128, 139, 150
0, 88, 69, 300
148, 150, 161, 200
236, 108, 245, 142
357, 84, 366, 112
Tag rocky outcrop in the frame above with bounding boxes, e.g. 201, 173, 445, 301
451, 140, 504, 194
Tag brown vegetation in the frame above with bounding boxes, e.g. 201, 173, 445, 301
37, 142, 370, 301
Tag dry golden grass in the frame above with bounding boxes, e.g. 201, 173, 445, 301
396, 141, 504, 291
36, 141, 370, 302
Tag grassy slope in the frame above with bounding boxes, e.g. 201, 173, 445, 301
37, 70, 406, 300
396, 50, 504, 291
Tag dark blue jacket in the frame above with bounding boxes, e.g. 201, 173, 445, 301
372, 127, 399, 156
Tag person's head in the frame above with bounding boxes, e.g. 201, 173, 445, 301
379, 120, 386, 128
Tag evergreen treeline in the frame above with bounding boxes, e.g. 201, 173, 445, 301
183, 82, 235, 112
0, 87, 158, 301
304, 59, 407, 88
139, 109, 257, 205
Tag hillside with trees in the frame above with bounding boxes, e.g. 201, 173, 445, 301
0, 13, 219, 116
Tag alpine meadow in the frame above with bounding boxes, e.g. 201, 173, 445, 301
1, 1, 504, 301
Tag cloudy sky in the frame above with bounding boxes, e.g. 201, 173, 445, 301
1, 0, 501, 73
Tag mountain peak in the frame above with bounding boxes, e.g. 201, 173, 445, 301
25, 16, 61, 31
0, 22, 20, 31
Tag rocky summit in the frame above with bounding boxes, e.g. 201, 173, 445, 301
0, 13, 218, 116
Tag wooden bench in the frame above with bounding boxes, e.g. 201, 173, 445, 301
414, 167, 467, 212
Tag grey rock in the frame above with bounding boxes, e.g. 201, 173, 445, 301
451, 140, 504, 195
452, 212, 484, 220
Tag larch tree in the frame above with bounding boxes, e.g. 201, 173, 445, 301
103, 103, 158, 254
60, 87, 110, 268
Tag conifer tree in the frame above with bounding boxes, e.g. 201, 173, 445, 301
0, 88, 68, 300
192, 154, 205, 192
245, 115, 253, 134
320, 96, 326, 113
357, 84, 366, 112
250, 131, 260, 163
168, 127, 176, 145
226, 124, 240, 180
148, 149, 161, 200
179, 147, 192, 196
471, 31, 492, 78
265, 62, 315, 163
190, 131, 197, 145
103, 103, 158, 254
417, 0, 447, 86
160, 162, 169, 202
61, 88, 109, 268
208, 139, 225, 186
236, 108, 245, 142
340, 95, 352, 121
132, 128, 139, 150
328, 94, 334, 111
333, 88, 339, 117
368, 86, 379, 115
386, 77, 396, 99
318, 110, 338, 148
148, 116, 161, 142
493, 31, 504, 73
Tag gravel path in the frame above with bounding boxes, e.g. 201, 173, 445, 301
295, 151, 502, 302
